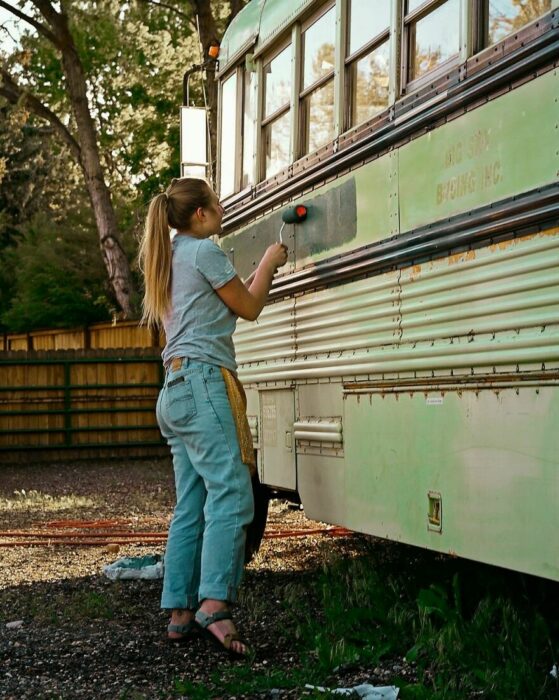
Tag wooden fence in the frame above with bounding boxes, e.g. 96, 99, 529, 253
0, 320, 164, 352
0, 345, 168, 464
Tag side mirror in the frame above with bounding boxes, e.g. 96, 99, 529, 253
180, 106, 209, 182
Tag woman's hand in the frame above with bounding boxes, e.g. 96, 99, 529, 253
261, 243, 288, 272
216, 243, 289, 321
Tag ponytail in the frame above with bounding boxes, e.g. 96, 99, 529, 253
139, 193, 171, 329
138, 178, 214, 328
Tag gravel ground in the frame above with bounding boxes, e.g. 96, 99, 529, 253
0, 460, 404, 699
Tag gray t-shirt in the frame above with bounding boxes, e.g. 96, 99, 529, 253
161, 235, 238, 371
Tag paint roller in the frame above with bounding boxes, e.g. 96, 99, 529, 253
279, 204, 308, 243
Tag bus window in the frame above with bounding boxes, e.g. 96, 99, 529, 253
263, 44, 292, 178
301, 5, 336, 155
347, 0, 390, 128
264, 111, 291, 178
219, 72, 237, 198
405, 0, 460, 83
241, 65, 257, 189
485, 0, 551, 46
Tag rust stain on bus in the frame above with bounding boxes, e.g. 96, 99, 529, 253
343, 371, 559, 393
489, 228, 559, 253
407, 263, 423, 280
447, 250, 476, 265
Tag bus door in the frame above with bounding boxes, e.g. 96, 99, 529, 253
259, 389, 297, 492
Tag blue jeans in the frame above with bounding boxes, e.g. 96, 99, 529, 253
156, 359, 254, 608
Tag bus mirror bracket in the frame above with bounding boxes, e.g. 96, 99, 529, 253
180, 55, 218, 182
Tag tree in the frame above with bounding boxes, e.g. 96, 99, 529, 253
141, 0, 249, 180
2, 211, 112, 331
0, 0, 138, 316
0, 0, 247, 327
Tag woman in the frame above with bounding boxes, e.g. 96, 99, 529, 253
139, 178, 287, 657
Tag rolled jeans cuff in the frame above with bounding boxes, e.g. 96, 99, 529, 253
161, 593, 199, 610
199, 584, 239, 605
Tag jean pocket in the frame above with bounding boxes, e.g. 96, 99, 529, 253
204, 365, 223, 383
165, 376, 197, 427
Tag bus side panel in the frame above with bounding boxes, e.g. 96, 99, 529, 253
398, 68, 558, 232
237, 229, 559, 383
296, 383, 346, 525
343, 386, 559, 581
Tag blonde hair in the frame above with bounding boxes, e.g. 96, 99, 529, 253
138, 178, 213, 328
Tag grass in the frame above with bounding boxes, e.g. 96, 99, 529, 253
171, 545, 559, 699
0, 489, 96, 512
279, 549, 559, 699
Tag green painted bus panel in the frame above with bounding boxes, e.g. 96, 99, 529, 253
295, 154, 397, 268
355, 150, 399, 242
343, 387, 559, 580
220, 0, 316, 68
399, 69, 559, 232
219, 0, 263, 67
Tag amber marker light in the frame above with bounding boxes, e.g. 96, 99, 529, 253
208, 44, 220, 59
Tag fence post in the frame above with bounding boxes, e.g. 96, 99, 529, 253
63, 361, 72, 445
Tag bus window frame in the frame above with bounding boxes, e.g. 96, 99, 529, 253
218, 55, 263, 201
344, 21, 391, 131
298, 0, 337, 157
261, 35, 293, 181
401, 0, 461, 94
217, 0, 557, 201
217, 66, 243, 200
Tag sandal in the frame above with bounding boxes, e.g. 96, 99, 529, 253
166, 619, 198, 644
194, 609, 250, 659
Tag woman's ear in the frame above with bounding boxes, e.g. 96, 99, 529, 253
195, 206, 205, 222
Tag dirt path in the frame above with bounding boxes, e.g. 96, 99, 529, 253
0, 460, 375, 699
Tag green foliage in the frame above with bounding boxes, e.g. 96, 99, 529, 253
66, 590, 115, 620
1, 1, 202, 330
279, 549, 558, 699
0, 103, 88, 330
173, 663, 312, 699
282, 555, 410, 675
11, 0, 198, 202
1, 212, 112, 331
1, 1, 249, 331
409, 579, 556, 698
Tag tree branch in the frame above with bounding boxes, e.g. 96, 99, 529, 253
0, 21, 20, 46
0, 0, 60, 46
0, 67, 81, 161
29, 0, 72, 47
138, 0, 194, 24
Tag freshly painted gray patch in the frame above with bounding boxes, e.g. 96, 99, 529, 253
225, 178, 357, 279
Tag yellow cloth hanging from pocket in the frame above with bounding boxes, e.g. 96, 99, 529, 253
220, 367, 256, 476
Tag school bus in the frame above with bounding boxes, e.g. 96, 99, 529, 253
183, 0, 559, 580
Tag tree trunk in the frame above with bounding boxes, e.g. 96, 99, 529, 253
191, 1, 247, 184
191, 0, 220, 183
60, 41, 135, 316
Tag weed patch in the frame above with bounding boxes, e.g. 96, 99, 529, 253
0, 489, 96, 513
280, 549, 558, 699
